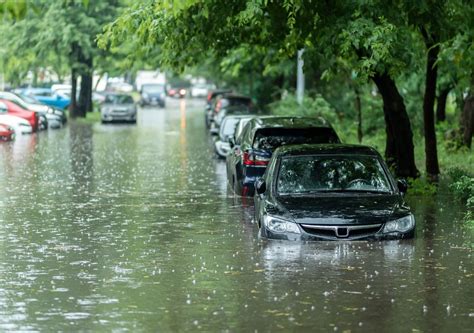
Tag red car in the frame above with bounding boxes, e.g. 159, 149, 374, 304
0, 99, 38, 131
0, 123, 15, 141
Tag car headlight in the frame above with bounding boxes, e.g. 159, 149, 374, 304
263, 215, 301, 234
383, 214, 415, 233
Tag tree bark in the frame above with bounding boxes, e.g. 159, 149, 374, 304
371, 72, 419, 178
461, 94, 474, 148
70, 67, 78, 118
422, 40, 440, 179
436, 85, 451, 123
77, 56, 93, 117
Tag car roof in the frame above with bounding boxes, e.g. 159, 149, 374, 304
220, 93, 251, 100
274, 144, 380, 157
248, 116, 332, 130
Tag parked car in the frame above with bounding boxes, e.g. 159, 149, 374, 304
226, 116, 340, 195
0, 99, 38, 131
0, 113, 33, 134
101, 93, 137, 123
205, 89, 232, 128
20, 88, 70, 110
207, 94, 253, 128
254, 144, 414, 241
0, 123, 15, 141
213, 105, 256, 129
214, 115, 253, 158
0, 91, 66, 127
140, 83, 166, 107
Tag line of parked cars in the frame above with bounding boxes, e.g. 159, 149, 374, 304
0, 89, 68, 142
205, 89, 415, 242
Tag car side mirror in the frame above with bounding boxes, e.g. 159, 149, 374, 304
397, 179, 408, 194
256, 179, 266, 195
228, 137, 235, 148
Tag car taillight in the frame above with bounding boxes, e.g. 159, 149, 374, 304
243, 151, 270, 166
215, 101, 221, 113
207, 92, 212, 102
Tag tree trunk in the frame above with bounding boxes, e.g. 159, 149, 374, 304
355, 87, 363, 143
371, 72, 419, 178
77, 56, 93, 117
69, 68, 78, 118
422, 41, 440, 179
436, 85, 451, 123
461, 94, 474, 148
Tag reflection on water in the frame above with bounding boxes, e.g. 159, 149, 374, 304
0, 99, 472, 331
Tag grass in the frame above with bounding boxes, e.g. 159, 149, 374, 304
69, 110, 101, 124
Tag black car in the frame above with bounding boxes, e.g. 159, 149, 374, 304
140, 83, 166, 107
205, 89, 232, 128
254, 144, 415, 241
226, 116, 340, 196
207, 94, 253, 129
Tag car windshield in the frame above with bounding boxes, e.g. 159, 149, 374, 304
253, 128, 339, 150
105, 94, 134, 104
142, 85, 165, 94
277, 155, 392, 194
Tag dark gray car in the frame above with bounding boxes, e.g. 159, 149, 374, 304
101, 94, 137, 123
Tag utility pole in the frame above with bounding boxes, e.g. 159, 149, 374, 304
296, 49, 305, 105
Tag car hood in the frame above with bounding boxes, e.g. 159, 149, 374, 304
27, 103, 49, 112
270, 195, 409, 225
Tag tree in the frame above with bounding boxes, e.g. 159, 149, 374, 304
1, 0, 121, 118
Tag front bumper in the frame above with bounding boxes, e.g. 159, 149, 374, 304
261, 224, 415, 241
101, 112, 136, 122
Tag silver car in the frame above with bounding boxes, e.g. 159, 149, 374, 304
101, 94, 136, 123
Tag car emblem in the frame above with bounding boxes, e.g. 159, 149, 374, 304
335, 227, 349, 238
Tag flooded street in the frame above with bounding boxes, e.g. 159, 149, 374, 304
0, 99, 472, 332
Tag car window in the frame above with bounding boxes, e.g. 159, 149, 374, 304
221, 118, 241, 138
105, 94, 134, 104
142, 85, 165, 94
277, 155, 391, 194
253, 128, 339, 150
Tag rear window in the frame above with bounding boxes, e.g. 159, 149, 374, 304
252, 128, 339, 150
222, 97, 252, 108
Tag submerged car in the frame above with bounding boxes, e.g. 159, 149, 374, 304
0, 91, 66, 127
226, 116, 340, 195
0, 99, 38, 131
214, 115, 253, 158
0, 114, 33, 134
21, 88, 70, 110
207, 93, 252, 129
140, 83, 166, 107
254, 144, 414, 241
0, 123, 15, 141
101, 93, 137, 123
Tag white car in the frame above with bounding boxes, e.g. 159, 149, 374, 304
0, 114, 33, 134
190, 84, 215, 98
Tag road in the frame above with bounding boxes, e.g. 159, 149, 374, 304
0, 98, 472, 331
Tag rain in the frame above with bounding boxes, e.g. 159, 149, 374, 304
0, 99, 472, 331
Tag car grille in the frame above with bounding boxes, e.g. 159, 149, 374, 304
300, 224, 382, 239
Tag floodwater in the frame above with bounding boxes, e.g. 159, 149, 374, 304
0, 99, 472, 332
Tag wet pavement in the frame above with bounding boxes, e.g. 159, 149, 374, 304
0, 99, 472, 332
